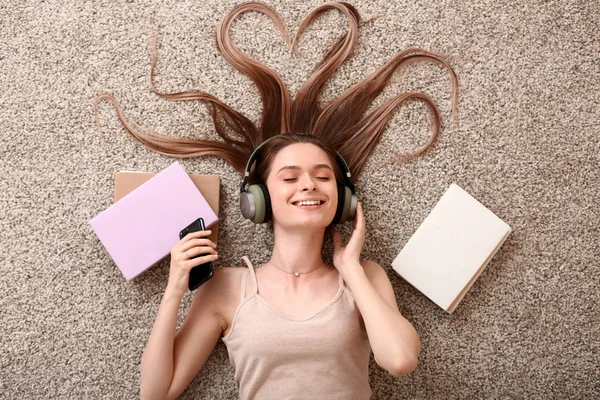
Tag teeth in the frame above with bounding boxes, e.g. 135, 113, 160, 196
296, 200, 321, 206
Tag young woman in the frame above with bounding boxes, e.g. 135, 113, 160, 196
95, 2, 458, 399
142, 133, 423, 400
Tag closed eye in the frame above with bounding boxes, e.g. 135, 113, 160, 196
284, 177, 330, 182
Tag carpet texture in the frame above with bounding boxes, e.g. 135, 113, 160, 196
1, 0, 598, 398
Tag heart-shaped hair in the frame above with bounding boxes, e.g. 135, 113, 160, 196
95, 1, 458, 180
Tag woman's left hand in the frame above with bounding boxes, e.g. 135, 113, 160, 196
333, 201, 366, 274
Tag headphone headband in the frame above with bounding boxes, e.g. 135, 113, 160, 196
240, 134, 354, 193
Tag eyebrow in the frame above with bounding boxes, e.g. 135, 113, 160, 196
276, 164, 333, 174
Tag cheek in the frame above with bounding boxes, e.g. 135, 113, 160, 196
267, 183, 293, 204
327, 183, 339, 203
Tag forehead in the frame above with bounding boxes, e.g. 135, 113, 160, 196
270, 143, 333, 170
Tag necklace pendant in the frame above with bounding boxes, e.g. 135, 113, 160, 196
294, 272, 300, 277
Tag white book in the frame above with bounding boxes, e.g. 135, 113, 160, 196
391, 183, 512, 313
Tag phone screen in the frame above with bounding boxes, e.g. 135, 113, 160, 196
179, 217, 214, 290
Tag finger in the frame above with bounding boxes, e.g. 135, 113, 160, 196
183, 230, 212, 241
354, 202, 365, 233
186, 253, 219, 268
185, 246, 218, 259
348, 203, 365, 246
182, 238, 217, 251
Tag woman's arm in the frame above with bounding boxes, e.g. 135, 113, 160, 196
341, 260, 421, 377
332, 202, 421, 376
140, 288, 186, 398
140, 230, 220, 400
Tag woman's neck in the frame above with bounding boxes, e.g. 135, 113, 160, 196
268, 225, 327, 275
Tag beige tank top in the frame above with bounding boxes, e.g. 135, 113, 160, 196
221, 256, 372, 400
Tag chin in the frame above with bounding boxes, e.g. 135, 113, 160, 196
273, 204, 335, 229
277, 216, 334, 231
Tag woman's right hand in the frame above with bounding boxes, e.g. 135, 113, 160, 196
166, 230, 218, 297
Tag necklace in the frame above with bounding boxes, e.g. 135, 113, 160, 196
267, 261, 325, 277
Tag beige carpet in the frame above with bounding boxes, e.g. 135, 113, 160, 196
1, 0, 598, 398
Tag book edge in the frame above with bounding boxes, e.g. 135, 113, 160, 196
446, 226, 512, 313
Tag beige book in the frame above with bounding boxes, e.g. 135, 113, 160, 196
392, 183, 512, 313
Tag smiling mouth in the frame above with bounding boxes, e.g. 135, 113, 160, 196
292, 200, 325, 206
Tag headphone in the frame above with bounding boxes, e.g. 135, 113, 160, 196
240, 135, 357, 224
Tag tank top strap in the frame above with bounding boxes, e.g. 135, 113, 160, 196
240, 256, 258, 298
239, 268, 248, 301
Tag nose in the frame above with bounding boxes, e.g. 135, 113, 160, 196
300, 175, 317, 191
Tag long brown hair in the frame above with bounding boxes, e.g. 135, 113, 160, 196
94, 1, 458, 182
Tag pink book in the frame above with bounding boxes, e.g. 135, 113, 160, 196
90, 161, 219, 281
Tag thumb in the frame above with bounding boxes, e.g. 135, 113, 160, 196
333, 230, 342, 250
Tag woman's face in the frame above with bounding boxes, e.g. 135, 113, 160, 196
265, 143, 339, 229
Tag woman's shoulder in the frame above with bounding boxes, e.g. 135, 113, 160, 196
208, 265, 245, 295
204, 265, 246, 333
203, 265, 245, 309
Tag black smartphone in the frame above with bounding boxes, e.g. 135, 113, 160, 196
179, 217, 214, 291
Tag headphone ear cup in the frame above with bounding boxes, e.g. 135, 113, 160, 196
240, 183, 272, 223
332, 185, 356, 224
257, 183, 272, 223
240, 184, 263, 223
332, 183, 346, 224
